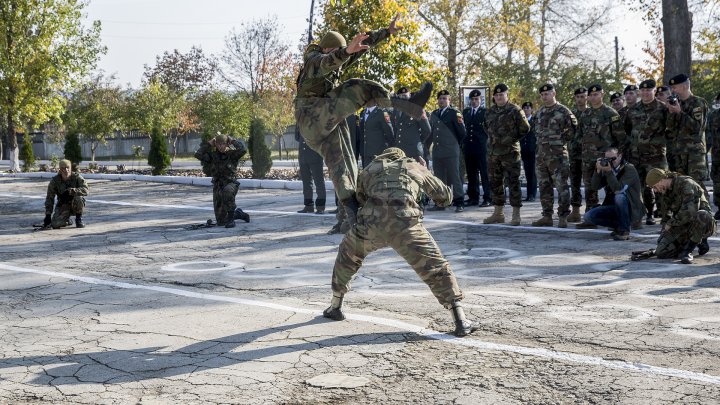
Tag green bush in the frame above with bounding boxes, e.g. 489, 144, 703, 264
19, 133, 35, 172
148, 126, 171, 175
247, 118, 272, 179
63, 130, 83, 170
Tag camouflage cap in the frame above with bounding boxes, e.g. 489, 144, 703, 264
59, 159, 72, 168
319, 31, 346, 48
645, 168, 669, 187
214, 134, 229, 144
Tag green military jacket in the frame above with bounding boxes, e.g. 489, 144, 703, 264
484, 102, 529, 156
357, 151, 452, 223
534, 102, 577, 158
194, 139, 248, 185
569, 106, 587, 159
709, 108, 720, 159
660, 175, 711, 227
45, 173, 88, 215
623, 99, 668, 167
666, 95, 708, 155
577, 103, 623, 163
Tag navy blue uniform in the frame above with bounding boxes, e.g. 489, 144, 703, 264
520, 115, 537, 200
462, 106, 491, 205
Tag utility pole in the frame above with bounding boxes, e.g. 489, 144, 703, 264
614, 36, 620, 83
307, 0, 315, 45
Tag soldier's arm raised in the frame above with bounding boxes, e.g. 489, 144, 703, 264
227, 138, 248, 159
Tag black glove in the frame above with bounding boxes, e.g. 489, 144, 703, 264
43, 214, 51, 227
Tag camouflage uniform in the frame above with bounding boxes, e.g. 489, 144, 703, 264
624, 99, 668, 215
331, 148, 464, 307
615, 105, 632, 152
709, 108, 720, 208
294, 29, 392, 206
666, 95, 709, 198
45, 173, 88, 228
569, 107, 586, 208
485, 102, 530, 207
656, 175, 716, 258
194, 138, 248, 225
577, 104, 623, 209
534, 103, 577, 217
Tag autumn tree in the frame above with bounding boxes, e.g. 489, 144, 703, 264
143, 46, 217, 93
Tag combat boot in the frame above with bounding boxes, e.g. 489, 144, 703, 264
323, 293, 346, 321
75, 215, 85, 228
391, 82, 433, 120
532, 215, 553, 227
509, 206, 521, 226
698, 238, 710, 256
297, 205, 314, 213
450, 302, 477, 337
680, 241, 698, 264
225, 219, 236, 228
645, 214, 656, 225
567, 206, 582, 222
557, 215, 568, 228
234, 208, 250, 222
483, 205, 505, 224
575, 222, 598, 229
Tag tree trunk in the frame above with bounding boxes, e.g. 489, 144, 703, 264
661, 0, 692, 84
91, 141, 97, 161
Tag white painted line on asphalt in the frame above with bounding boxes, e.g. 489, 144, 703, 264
2, 262, 720, 386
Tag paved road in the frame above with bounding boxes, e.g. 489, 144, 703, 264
0, 159, 302, 170
1, 177, 719, 404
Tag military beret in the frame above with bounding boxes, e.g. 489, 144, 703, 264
656, 85, 670, 93
396, 85, 409, 94
437, 89, 450, 98
538, 83, 554, 93
574, 87, 588, 95
214, 134, 229, 144
668, 73, 689, 86
610, 92, 622, 101
493, 83, 509, 94
59, 159, 72, 169
319, 31, 346, 48
624, 84, 638, 93
588, 84, 603, 93
522, 102, 533, 108
469, 89, 481, 98
646, 168, 669, 187
638, 79, 656, 89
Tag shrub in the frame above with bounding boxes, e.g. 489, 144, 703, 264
63, 131, 82, 170
19, 133, 36, 172
247, 118, 271, 179
147, 126, 171, 175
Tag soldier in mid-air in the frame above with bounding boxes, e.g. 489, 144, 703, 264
322, 147, 476, 337
43, 159, 88, 229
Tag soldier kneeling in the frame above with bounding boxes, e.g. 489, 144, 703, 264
323, 147, 477, 337
646, 168, 716, 264
43, 159, 88, 229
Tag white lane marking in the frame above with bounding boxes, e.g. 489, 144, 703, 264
161, 261, 245, 273
1, 263, 719, 385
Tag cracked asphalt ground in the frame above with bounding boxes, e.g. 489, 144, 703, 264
1, 177, 719, 404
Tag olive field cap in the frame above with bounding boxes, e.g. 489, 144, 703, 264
646, 168, 669, 187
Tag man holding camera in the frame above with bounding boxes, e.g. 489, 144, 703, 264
43, 159, 88, 229
575, 148, 645, 240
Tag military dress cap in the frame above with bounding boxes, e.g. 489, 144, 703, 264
624, 84, 639, 93
493, 83, 509, 94
319, 31, 346, 48
668, 74, 689, 85
469, 89, 481, 98
646, 168, 669, 187
522, 101, 533, 108
588, 84, 603, 93
656, 85, 670, 93
574, 87, 588, 95
214, 134, 229, 144
59, 159, 72, 168
396, 85, 409, 94
538, 83, 554, 93
639, 79, 656, 89
610, 92, 622, 101
437, 89, 450, 98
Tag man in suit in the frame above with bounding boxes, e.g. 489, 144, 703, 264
520, 101, 537, 202
462, 89, 491, 207
427, 89, 466, 212
359, 100, 395, 168
392, 86, 431, 162
296, 126, 327, 214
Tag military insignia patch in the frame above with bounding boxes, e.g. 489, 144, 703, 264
693, 108, 703, 120
611, 115, 620, 122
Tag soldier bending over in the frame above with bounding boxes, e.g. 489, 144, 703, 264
43, 159, 88, 229
322, 147, 477, 337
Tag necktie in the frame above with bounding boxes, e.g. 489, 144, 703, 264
472, 108, 476, 117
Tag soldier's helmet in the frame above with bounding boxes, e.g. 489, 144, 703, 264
319, 31, 346, 48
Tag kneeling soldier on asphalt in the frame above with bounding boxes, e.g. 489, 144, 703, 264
43, 159, 88, 229
646, 168, 716, 264
323, 147, 477, 337
194, 133, 251, 228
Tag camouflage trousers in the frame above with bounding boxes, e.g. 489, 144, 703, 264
536, 155, 571, 217
51, 197, 85, 229
582, 162, 600, 209
636, 160, 668, 215
295, 79, 391, 202
711, 152, 720, 207
331, 216, 464, 308
489, 152, 522, 207
569, 157, 583, 207
674, 152, 709, 199
656, 210, 716, 258
213, 181, 239, 225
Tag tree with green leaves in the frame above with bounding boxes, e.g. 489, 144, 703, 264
148, 125, 171, 175
192, 89, 253, 142
0, 0, 104, 170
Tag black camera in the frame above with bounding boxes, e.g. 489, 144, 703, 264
599, 157, 617, 167
667, 94, 679, 105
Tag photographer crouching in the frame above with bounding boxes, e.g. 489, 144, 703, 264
575, 147, 646, 240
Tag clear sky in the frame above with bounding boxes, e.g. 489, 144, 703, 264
84, 0, 653, 88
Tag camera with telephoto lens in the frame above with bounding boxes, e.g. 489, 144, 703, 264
599, 157, 617, 167
667, 94, 679, 105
